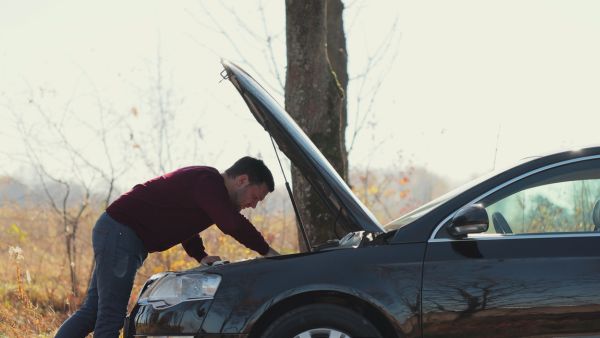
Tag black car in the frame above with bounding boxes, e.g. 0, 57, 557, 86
124, 61, 600, 338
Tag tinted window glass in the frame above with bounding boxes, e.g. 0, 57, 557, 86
485, 179, 600, 234
476, 159, 600, 235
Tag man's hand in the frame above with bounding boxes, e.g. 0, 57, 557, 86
200, 255, 222, 266
263, 247, 280, 257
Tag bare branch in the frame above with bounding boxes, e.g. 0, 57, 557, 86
219, 2, 264, 43
11, 107, 62, 214
191, 0, 284, 96
258, 0, 285, 89
347, 17, 402, 154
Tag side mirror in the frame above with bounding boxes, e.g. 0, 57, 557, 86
447, 204, 489, 238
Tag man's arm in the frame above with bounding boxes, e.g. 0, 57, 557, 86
181, 235, 207, 263
182, 235, 224, 265
193, 178, 271, 256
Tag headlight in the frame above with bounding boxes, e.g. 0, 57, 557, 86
138, 273, 221, 309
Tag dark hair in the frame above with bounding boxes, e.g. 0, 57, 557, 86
225, 156, 274, 192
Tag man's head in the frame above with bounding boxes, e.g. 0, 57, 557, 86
223, 156, 274, 211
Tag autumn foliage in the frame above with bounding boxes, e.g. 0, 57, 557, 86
0, 167, 438, 337
0, 190, 303, 337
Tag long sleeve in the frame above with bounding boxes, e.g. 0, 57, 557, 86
182, 234, 207, 263
193, 179, 270, 256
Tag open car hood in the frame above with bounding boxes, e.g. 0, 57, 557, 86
222, 60, 384, 234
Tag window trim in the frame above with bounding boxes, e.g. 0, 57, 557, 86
429, 155, 600, 241
429, 232, 600, 243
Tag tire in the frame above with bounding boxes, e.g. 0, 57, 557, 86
261, 303, 383, 338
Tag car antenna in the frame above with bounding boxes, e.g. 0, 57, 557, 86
268, 134, 312, 252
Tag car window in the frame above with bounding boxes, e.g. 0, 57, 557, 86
384, 157, 539, 231
485, 179, 600, 234
479, 159, 600, 235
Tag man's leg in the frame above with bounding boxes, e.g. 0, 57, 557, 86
92, 213, 146, 338
54, 212, 115, 338
54, 266, 99, 337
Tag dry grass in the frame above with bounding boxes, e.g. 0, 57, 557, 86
1, 244, 69, 337
0, 201, 298, 337
0, 295, 65, 338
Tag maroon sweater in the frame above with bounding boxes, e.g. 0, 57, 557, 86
106, 166, 269, 262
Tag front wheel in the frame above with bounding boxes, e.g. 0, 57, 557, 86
261, 303, 382, 338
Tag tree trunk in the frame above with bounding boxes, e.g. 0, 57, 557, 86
326, 0, 349, 182
285, 0, 347, 248
66, 233, 79, 297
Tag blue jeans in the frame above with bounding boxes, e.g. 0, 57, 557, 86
55, 212, 148, 338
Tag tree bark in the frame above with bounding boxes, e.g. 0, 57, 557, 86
66, 233, 79, 297
285, 0, 347, 248
326, 0, 349, 182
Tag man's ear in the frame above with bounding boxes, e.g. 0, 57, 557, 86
235, 174, 249, 187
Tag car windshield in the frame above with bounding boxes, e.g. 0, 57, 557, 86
383, 157, 539, 231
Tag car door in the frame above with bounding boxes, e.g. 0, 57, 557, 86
421, 157, 600, 337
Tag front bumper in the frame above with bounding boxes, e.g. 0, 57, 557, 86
124, 301, 213, 337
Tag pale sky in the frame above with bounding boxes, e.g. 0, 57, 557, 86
1, 0, 599, 192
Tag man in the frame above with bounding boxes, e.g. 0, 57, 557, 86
55, 156, 279, 338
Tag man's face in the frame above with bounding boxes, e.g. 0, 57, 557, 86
231, 175, 270, 211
